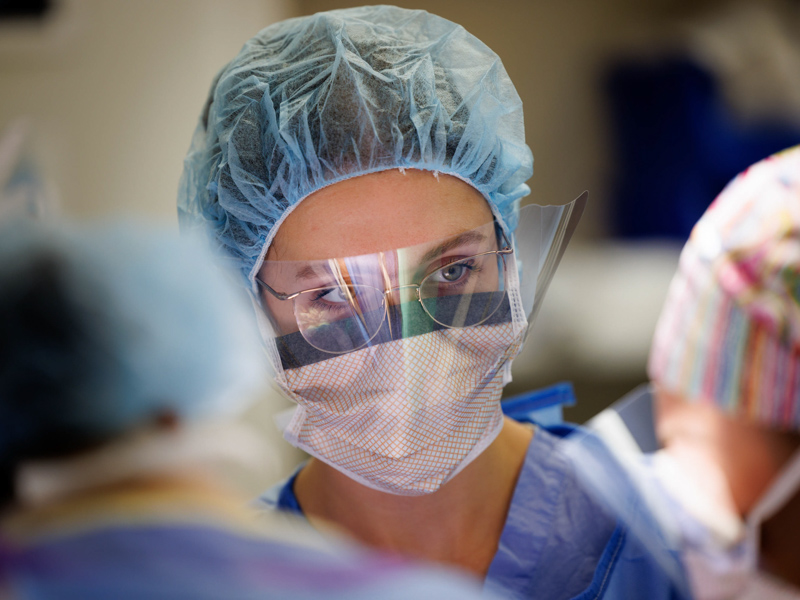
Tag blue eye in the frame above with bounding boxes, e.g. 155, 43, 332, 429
441, 264, 467, 282
312, 287, 349, 304
433, 259, 478, 285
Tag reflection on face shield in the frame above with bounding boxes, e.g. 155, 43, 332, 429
257, 220, 512, 363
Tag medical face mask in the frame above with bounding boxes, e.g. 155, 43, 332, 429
252, 196, 587, 495
671, 446, 800, 600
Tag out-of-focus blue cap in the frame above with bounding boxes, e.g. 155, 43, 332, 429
178, 5, 533, 285
0, 219, 265, 462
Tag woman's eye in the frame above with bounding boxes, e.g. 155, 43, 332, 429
441, 264, 466, 282
434, 260, 477, 284
314, 287, 349, 304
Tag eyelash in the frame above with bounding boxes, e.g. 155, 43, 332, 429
426, 254, 470, 272
311, 288, 346, 302
434, 258, 482, 286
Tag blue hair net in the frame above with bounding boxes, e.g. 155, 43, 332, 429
0, 219, 265, 465
178, 5, 533, 285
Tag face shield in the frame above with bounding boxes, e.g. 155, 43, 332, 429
255, 193, 587, 369
250, 193, 586, 495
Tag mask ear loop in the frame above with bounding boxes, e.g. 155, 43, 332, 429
504, 230, 530, 338
247, 288, 282, 380
493, 235, 528, 387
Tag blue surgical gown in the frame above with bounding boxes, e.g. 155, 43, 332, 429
0, 483, 491, 599
259, 399, 693, 600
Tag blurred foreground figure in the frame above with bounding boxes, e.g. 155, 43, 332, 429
0, 119, 58, 221
647, 146, 800, 598
591, 146, 800, 599
0, 218, 490, 599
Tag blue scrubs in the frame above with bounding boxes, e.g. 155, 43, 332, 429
259, 387, 693, 600
0, 485, 489, 600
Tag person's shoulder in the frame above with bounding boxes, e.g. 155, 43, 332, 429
534, 422, 694, 600
2, 518, 493, 600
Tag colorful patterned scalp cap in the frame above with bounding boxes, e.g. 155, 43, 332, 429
177, 5, 532, 285
649, 145, 800, 430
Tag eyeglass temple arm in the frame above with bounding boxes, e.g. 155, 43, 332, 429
255, 278, 298, 302
497, 226, 513, 254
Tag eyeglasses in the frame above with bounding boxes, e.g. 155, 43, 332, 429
257, 228, 513, 354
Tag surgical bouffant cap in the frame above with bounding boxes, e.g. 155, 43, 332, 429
178, 5, 533, 284
649, 145, 800, 430
0, 219, 265, 467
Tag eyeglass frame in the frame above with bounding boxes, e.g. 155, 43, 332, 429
255, 226, 513, 350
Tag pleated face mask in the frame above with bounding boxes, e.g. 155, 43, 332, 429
254, 197, 586, 495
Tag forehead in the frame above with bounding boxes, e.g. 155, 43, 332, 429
266, 169, 493, 262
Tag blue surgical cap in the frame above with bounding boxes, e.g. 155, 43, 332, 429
0, 219, 265, 464
178, 5, 533, 285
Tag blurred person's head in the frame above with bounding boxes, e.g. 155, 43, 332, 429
648, 145, 800, 587
0, 219, 264, 509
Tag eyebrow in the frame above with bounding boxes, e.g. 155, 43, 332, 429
294, 264, 323, 281
292, 262, 354, 285
419, 230, 488, 264
289, 230, 489, 282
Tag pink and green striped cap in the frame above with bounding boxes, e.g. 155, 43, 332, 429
648, 145, 800, 430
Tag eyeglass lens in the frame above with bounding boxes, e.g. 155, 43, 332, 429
293, 252, 508, 353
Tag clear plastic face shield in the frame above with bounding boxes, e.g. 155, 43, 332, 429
255, 193, 587, 370
259, 221, 513, 366
250, 193, 587, 495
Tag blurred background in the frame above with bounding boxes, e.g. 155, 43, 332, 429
3, 0, 800, 490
